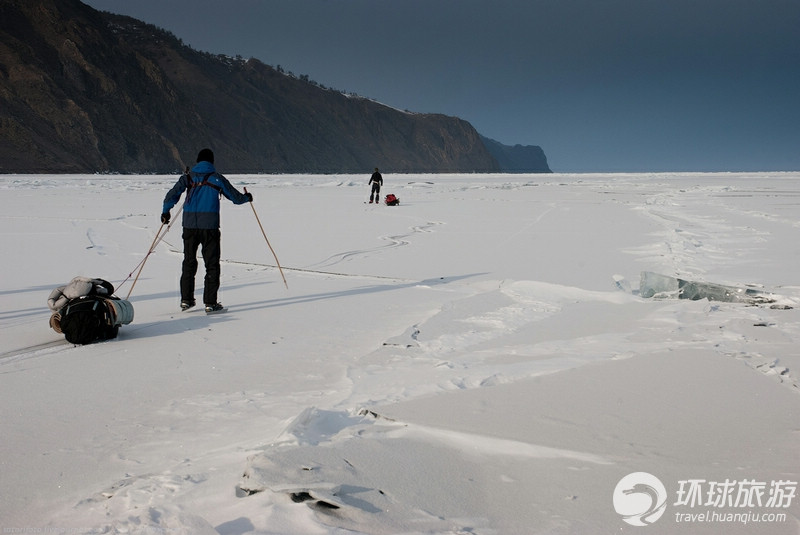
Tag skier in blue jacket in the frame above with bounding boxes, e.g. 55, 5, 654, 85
161, 148, 252, 312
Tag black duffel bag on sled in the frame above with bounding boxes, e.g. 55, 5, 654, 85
48, 277, 134, 345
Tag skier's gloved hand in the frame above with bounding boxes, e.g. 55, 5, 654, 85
245, 192, 253, 202
161, 212, 170, 224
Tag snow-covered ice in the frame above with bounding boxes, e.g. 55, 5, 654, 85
1, 172, 799, 534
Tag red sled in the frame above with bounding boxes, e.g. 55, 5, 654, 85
385, 194, 399, 206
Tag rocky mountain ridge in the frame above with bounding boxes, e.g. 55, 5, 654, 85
0, 0, 550, 173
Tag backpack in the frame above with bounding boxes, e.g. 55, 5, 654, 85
385, 194, 399, 206
58, 295, 119, 345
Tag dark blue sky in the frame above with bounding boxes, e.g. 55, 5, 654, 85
83, 0, 800, 172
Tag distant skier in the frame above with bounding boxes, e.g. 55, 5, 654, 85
160, 148, 252, 313
368, 167, 383, 204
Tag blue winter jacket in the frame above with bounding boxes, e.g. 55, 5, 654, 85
162, 161, 250, 229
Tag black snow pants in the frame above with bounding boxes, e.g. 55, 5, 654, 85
370, 182, 381, 203
181, 228, 222, 305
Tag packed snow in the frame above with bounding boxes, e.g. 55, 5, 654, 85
1, 172, 799, 534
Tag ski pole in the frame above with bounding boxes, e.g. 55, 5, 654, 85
122, 204, 183, 299
245, 187, 288, 289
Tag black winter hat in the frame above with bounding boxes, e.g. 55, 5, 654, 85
197, 148, 214, 164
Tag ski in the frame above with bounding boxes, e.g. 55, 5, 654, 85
179, 303, 227, 314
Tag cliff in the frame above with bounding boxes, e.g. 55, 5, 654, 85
0, 0, 547, 174
480, 136, 551, 173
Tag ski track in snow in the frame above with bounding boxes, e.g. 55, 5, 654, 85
307, 220, 444, 269
628, 181, 797, 282
3, 174, 800, 533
